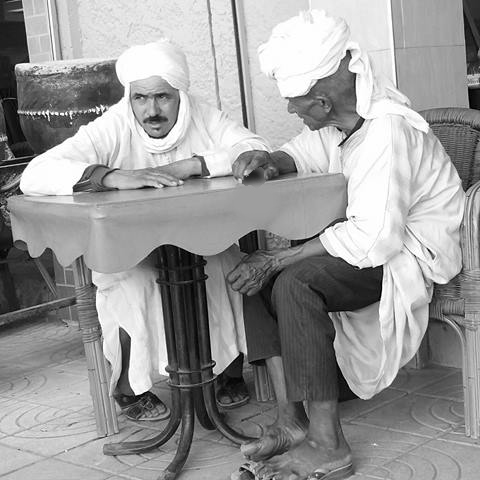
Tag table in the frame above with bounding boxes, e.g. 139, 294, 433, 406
9, 173, 346, 479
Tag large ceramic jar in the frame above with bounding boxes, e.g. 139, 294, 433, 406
15, 59, 123, 154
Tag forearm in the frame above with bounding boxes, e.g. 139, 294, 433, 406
276, 236, 328, 269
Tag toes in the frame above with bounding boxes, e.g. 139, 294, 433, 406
241, 441, 261, 456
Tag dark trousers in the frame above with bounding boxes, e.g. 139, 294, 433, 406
243, 254, 383, 402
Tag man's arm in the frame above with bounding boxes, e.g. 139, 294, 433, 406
195, 103, 272, 178
232, 150, 297, 182
227, 236, 327, 296
20, 108, 189, 195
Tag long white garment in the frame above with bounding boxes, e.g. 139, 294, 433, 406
21, 96, 269, 394
281, 114, 465, 399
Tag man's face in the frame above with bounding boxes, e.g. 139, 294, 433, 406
286, 92, 330, 131
130, 76, 180, 138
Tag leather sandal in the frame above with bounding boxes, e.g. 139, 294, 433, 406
307, 462, 354, 479
114, 391, 170, 422
231, 461, 277, 480
216, 375, 250, 410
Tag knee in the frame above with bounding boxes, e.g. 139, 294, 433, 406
271, 263, 310, 306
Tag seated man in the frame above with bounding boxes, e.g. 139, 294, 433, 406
228, 10, 465, 480
20, 40, 270, 421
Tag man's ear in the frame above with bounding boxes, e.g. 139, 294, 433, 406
314, 94, 333, 114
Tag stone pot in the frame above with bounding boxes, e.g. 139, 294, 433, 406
15, 59, 123, 154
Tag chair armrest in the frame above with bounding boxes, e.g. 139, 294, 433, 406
462, 179, 480, 271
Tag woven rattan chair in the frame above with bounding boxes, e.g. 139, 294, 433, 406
419, 107, 480, 438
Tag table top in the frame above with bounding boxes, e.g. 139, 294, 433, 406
9, 173, 346, 273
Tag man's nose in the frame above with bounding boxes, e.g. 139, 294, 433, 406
287, 99, 296, 114
146, 98, 161, 116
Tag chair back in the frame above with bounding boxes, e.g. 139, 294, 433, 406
419, 108, 480, 191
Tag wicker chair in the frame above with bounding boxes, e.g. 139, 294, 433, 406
419, 107, 480, 438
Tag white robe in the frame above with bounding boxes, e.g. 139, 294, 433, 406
20, 96, 270, 394
281, 114, 465, 399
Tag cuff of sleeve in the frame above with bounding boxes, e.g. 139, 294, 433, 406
73, 164, 118, 192
279, 147, 309, 174
201, 151, 232, 177
319, 229, 372, 269
90, 165, 118, 190
194, 155, 210, 177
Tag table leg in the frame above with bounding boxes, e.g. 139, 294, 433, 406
103, 246, 254, 479
72, 257, 118, 437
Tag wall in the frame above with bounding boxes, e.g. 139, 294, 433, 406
51, 0, 305, 146
391, 0, 468, 110
22, 0, 54, 62
310, 0, 396, 84
241, 0, 307, 147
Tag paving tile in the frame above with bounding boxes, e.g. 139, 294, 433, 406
351, 393, 463, 438
436, 425, 480, 448
0, 442, 44, 476
415, 370, 463, 401
0, 397, 77, 435
340, 388, 407, 422
342, 423, 429, 476
367, 437, 480, 480
3, 315, 480, 480
57, 433, 148, 475
390, 366, 458, 394
0, 366, 92, 411
1, 409, 99, 456
0, 457, 111, 480
120, 438, 244, 480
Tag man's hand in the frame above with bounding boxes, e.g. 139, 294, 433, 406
232, 150, 280, 183
103, 167, 184, 190
157, 157, 203, 179
102, 158, 202, 190
227, 249, 283, 296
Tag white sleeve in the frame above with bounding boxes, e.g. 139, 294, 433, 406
320, 117, 413, 268
279, 126, 340, 174
193, 105, 271, 177
20, 110, 120, 196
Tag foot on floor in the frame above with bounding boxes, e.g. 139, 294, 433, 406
216, 374, 250, 409
114, 391, 170, 422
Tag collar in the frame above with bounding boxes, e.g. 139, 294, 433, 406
337, 116, 365, 147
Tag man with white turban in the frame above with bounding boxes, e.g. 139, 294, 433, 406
20, 39, 270, 421
228, 10, 464, 480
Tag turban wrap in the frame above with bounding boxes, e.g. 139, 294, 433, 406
259, 10, 428, 132
115, 39, 192, 153
116, 39, 190, 92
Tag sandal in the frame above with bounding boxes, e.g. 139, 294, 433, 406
231, 461, 276, 480
216, 375, 250, 410
114, 391, 170, 422
307, 462, 354, 479
231, 460, 354, 480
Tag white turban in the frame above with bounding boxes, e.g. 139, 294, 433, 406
116, 39, 190, 92
115, 39, 192, 154
259, 10, 429, 132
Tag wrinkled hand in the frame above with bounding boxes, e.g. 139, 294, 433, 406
227, 250, 282, 296
232, 150, 279, 183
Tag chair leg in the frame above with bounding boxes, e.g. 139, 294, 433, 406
464, 324, 480, 439
440, 315, 474, 437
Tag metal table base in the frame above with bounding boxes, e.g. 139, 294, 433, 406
103, 245, 252, 479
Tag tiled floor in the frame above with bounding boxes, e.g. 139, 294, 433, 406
1, 316, 480, 480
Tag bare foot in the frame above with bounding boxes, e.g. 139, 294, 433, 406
264, 437, 352, 480
241, 415, 308, 462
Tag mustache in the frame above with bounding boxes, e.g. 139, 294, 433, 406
144, 115, 168, 123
